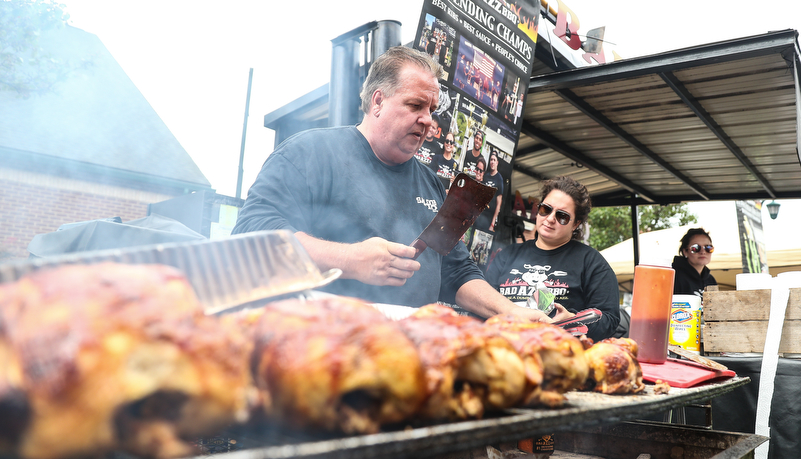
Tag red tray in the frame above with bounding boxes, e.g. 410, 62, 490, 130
639, 358, 736, 388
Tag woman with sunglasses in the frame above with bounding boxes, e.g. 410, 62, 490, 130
672, 228, 717, 297
485, 176, 621, 341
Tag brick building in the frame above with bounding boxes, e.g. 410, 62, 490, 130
0, 25, 212, 261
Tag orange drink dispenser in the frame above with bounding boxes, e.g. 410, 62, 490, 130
629, 259, 675, 364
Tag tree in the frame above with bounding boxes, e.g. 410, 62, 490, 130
587, 203, 697, 251
0, 0, 76, 96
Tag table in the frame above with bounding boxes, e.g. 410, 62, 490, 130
640, 356, 800, 459
705, 356, 801, 459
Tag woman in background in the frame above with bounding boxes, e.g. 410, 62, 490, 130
672, 228, 717, 297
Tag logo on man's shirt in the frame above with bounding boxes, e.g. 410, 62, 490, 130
484, 175, 501, 189
414, 148, 431, 164
463, 164, 478, 178
416, 196, 438, 212
436, 164, 455, 179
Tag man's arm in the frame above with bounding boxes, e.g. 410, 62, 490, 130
294, 232, 421, 287
454, 279, 554, 321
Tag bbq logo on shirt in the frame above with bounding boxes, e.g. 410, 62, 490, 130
415, 147, 434, 164
498, 264, 569, 301
462, 163, 478, 178
416, 197, 438, 212
484, 175, 501, 190
436, 165, 455, 179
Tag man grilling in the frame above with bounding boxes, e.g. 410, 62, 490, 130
233, 46, 566, 322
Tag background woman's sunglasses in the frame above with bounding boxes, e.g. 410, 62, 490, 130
537, 203, 572, 225
444, 139, 455, 145
688, 244, 714, 254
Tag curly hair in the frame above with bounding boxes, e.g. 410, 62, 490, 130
678, 228, 712, 255
539, 175, 591, 240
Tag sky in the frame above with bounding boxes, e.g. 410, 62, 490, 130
60, 0, 801, 247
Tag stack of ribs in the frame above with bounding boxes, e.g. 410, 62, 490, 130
396, 304, 529, 421
0, 263, 645, 459
484, 314, 590, 407
245, 296, 426, 434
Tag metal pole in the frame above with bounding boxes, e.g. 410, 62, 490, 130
330, 39, 360, 127
631, 198, 640, 267
370, 20, 402, 61
236, 68, 254, 199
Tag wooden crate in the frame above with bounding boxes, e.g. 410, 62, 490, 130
703, 288, 801, 354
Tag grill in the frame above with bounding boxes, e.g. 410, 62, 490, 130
0, 232, 752, 459
194, 378, 748, 459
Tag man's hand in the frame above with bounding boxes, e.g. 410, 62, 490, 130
551, 303, 575, 322
493, 303, 574, 324
502, 306, 553, 323
454, 280, 579, 325
344, 237, 420, 286
294, 233, 420, 287
455, 279, 558, 322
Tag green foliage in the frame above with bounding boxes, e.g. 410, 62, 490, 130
0, 0, 73, 96
587, 203, 697, 251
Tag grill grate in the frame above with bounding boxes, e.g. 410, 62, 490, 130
188, 377, 749, 459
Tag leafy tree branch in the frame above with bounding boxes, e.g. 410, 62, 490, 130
587, 204, 697, 251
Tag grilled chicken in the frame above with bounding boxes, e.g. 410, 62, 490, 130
581, 338, 645, 394
0, 334, 27, 455
484, 315, 588, 407
0, 262, 650, 458
247, 297, 426, 434
397, 304, 527, 421
0, 263, 254, 459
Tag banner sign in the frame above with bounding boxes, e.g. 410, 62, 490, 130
735, 200, 769, 273
413, 0, 540, 268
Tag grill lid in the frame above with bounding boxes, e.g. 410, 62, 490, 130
0, 230, 341, 315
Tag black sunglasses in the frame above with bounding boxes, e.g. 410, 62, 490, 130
688, 244, 714, 254
444, 139, 455, 145
537, 203, 571, 225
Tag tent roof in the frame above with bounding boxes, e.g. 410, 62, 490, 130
515, 29, 801, 207
263, 29, 801, 209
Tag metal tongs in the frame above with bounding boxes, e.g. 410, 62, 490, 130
552, 308, 602, 336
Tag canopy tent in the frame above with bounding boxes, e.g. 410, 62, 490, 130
516, 29, 801, 207
599, 206, 801, 291
266, 29, 801, 208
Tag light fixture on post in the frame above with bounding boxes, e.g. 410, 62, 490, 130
766, 200, 781, 220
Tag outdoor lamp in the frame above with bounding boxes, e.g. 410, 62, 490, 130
766, 200, 781, 220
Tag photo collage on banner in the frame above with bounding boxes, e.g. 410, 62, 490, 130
413, 0, 540, 269
735, 200, 769, 274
